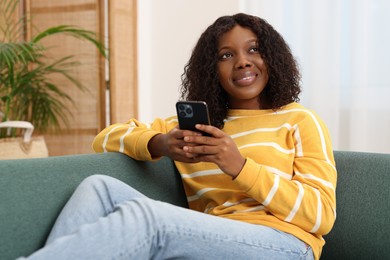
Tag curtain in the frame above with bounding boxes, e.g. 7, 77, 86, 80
241, 0, 390, 153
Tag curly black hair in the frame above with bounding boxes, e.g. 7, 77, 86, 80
180, 13, 301, 129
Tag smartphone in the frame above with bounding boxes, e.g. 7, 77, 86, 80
176, 101, 211, 135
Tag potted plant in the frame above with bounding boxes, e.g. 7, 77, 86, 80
0, 0, 106, 139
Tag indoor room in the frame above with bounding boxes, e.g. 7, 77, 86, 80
1, 0, 389, 259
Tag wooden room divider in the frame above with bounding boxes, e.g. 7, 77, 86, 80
24, 0, 138, 156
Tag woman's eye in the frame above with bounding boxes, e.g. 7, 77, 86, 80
249, 47, 259, 53
219, 53, 232, 60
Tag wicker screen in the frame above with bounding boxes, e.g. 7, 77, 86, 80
108, 0, 138, 124
24, 0, 137, 156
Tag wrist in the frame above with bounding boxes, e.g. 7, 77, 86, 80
231, 157, 246, 180
148, 133, 166, 158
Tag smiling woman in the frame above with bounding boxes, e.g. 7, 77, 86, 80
20, 13, 335, 260
216, 25, 269, 109
181, 13, 301, 129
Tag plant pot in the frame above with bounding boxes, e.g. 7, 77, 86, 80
0, 121, 48, 160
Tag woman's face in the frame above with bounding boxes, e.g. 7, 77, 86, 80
217, 25, 269, 109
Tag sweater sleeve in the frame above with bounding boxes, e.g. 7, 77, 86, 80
234, 111, 337, 236
92, 117, 174, 161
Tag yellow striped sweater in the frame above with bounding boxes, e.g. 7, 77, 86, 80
92, 102, 337, 260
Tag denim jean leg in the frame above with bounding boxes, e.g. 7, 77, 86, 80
139, 199, 314, 260
23, 175, 314, 259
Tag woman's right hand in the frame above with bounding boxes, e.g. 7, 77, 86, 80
148, 127, 201, 162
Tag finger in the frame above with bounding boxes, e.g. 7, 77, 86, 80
184, 152, 200, 159
183, 135, 211, 145
181, 129, 203, 138
195, 124, 224, 138
183, 144, 218, 155
176, 129, 202, 140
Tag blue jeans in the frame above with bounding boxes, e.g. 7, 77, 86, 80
22, 175, 314, 259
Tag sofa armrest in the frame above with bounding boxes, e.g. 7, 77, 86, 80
0, 152, 187, 259
321, 151, 390, 259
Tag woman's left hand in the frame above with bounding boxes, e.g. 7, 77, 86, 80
182, 124, 245, 178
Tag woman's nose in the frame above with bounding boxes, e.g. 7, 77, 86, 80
235, 54, 253, 69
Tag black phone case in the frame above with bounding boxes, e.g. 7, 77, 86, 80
176, 101, 211, 132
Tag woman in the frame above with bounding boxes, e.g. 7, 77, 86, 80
22, 13, 336, 260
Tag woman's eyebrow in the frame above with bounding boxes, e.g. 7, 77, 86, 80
218, 38, 258, 51
247, 38, 258, 44
218, 46, 230, 52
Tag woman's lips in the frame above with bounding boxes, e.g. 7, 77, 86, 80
233, 72, 257, 86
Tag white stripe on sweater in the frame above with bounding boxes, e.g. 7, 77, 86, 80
265, 166, 292, 180
295, 171, 335, 191
181, 169, 223, 179
285, 181, 304, 222
103, 125, 122, 152
239, 142, 295, 155
119, 127, 135, 153
293, 125, 303, 157
230, 123, 294, 139
262, 175, 280, 206
166, 118, 178, 124
187, 188, 217, 202
310, 188, 322, 233
274, 108, 335, 170
222, 198, 256, 207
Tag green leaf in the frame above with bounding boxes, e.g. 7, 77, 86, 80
0, 0, 107, 133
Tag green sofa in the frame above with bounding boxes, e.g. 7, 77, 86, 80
1, 151, 389, 259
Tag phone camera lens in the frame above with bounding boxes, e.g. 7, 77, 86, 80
178, 105, 185, 110
186, 108, 192, 114
179, 111, 186, 117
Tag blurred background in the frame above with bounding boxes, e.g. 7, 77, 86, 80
139, 0, 390, 154
2, 0, 389, 156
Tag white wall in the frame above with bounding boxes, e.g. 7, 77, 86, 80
137, 0, 390, 153
137, 0, 240, 123
241, 0, 390, 154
